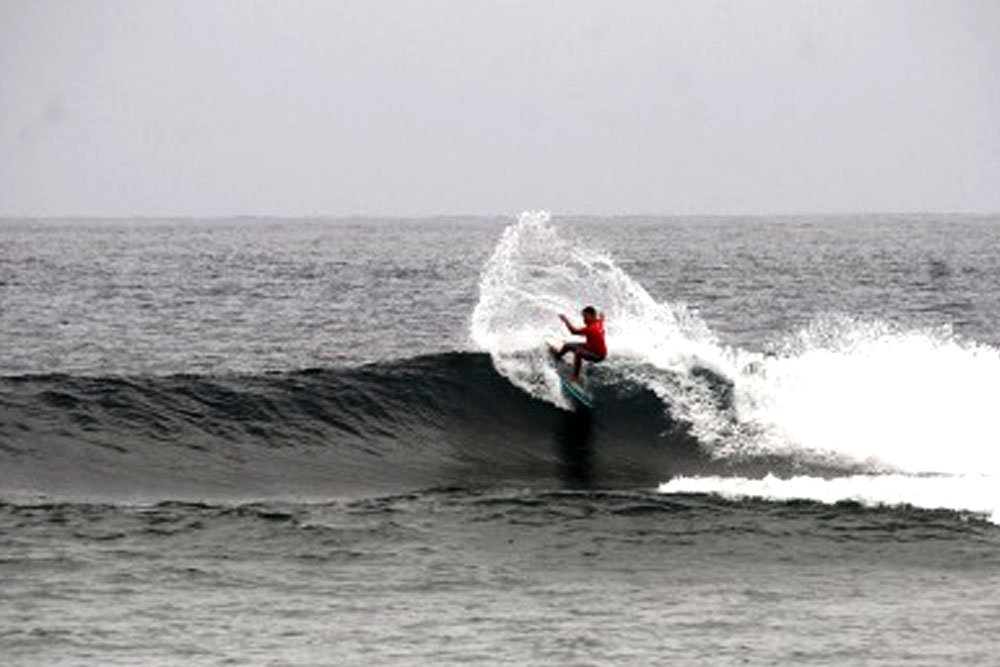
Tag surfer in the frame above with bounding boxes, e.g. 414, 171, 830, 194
551, 306, 607, 383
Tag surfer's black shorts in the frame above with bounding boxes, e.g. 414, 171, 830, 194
565, 342, 605, 363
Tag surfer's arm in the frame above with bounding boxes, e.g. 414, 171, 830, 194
559, 313, 584, 335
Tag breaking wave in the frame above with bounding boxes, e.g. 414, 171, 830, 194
471, 212, 1000, 522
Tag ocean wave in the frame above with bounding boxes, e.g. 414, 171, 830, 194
0, 350, 867, 501
659, 473, 1000, 525
0, 352, 730, 500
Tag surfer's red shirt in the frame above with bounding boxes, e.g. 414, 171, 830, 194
581, 319, 607, 358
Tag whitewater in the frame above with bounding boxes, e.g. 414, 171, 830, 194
472, 212, 1000, 522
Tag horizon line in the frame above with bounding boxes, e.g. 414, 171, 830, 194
2, 210, 999, 222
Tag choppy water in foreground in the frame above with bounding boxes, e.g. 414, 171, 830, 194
2, 214, 999, 665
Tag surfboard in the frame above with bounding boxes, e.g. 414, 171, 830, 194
548, 343, 594, 408
558, 366, 594, 408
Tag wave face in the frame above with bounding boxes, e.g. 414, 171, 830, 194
470, 212, 1000, 522
1, 352, 744, 500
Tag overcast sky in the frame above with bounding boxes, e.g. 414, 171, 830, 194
2, 0, 999, 217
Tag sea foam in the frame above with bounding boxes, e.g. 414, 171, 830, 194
659, 473, 999, 524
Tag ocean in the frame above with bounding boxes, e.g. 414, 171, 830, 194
2, 212, 999, 665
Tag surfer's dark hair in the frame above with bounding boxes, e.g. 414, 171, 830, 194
582, 306, 598, 317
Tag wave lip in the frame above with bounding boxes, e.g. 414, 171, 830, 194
658, 473, 1000, 524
